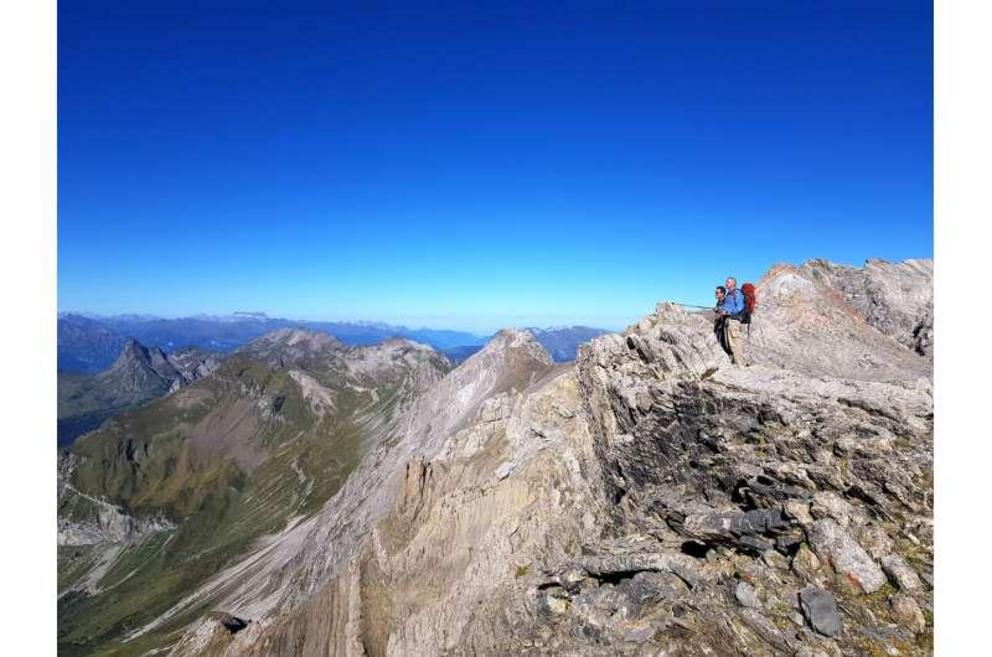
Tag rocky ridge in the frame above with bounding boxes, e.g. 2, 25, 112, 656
130, 258, 934, 657
101, 337, 222, 396
57, 338, 222, 446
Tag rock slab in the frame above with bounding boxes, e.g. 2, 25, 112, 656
800, 587, 843, 637
807, 519, 887, 594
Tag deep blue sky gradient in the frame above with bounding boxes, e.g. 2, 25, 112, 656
58, 0, 932, 331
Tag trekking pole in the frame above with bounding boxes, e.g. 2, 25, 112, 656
669, 302, 713, 311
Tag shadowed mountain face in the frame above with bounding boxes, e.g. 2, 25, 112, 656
57, 259, 933, 657
58, 339, 221, 447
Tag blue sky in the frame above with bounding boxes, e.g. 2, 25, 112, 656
58, 0, 932, 332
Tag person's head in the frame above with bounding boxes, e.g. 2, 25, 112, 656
726, 276, 737, 290
715, 285, 726, 300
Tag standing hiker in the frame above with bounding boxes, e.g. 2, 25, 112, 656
718, 276, 751, 366
713, 286, 732, 358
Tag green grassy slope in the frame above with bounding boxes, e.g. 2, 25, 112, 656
58, 346, 442, 656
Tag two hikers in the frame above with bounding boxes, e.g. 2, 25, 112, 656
714, 276, 751, 366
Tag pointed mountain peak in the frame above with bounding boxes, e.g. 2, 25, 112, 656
115, 337, 152, 365
113, 337, 171, 369
449, 327, 553, 383
96, 337, 182, 400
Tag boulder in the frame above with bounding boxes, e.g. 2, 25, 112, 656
735, 580, 762, 609
807, 519, 887, 594
889, 593, 926, 633
792, 543, 822, 582
810, 492, 854, 527
799, 587, 843, 637
880, 554, 922, 591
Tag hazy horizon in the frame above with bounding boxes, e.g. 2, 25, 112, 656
57, 307, 634, 335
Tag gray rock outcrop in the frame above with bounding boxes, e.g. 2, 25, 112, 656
807, 519, 887, 594
803, 258, 933, 357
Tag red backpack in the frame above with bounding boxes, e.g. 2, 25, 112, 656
740, 282, 757, 324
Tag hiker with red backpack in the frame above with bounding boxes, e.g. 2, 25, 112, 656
717, 276, 755, 366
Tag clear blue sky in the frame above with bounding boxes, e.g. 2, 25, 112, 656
58, 0, 932, 332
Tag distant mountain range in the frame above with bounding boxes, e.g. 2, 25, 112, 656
525, 326, 610, 361
57, 313, 608, 371
56, 322, 609, 447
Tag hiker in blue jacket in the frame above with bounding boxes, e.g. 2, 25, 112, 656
717, 276, 750, 366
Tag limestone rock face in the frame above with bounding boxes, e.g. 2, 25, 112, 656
118, 260, 932, 657
803, 258, 933, 357
748, 263, 931, 381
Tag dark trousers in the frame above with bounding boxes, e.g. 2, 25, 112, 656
714, 316, 732, 357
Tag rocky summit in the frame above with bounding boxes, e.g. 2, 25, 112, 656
57, 258, 932, 657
